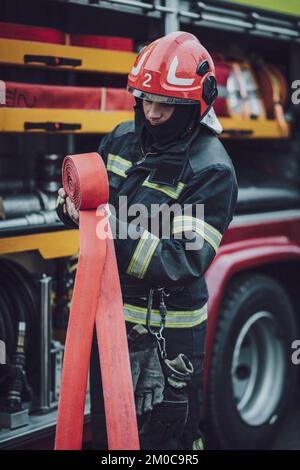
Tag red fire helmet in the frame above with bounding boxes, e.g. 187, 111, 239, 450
127, 31, 222, 133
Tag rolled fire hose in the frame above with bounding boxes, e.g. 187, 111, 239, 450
230, 62, 265, 119
256, 64, 288, 133
214, 59, 265, 119
0, 194, 42, 220
213, 57, 232, 117
0, 191, 56, 220
0, 211, 59, 230
55, 152, 139, 450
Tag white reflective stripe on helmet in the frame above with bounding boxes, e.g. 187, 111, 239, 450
131, 48, 151, 76
167, 56, 195, 87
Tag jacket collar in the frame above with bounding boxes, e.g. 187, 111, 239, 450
128, 113, 219, 187
127, 127, 201, 187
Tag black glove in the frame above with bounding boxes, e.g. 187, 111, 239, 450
128, 324, 165, 416
139, 353, 194, 450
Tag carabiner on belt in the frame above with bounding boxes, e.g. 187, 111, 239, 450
146, 286, 169, 359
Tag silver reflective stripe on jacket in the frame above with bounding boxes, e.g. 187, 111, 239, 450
124, 302, 208, 328
171, 215, 222, 253
107, 153, 132, 178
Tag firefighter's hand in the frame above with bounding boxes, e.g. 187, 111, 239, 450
58, 187, 80, 225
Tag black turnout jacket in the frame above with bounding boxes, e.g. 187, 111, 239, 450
57, 119, 238, 336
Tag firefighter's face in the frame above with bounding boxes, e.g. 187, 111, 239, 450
143, 100, 175, 126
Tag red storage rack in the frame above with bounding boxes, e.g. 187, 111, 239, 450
69, 34, 134, 51
0, 22, 65, 44
1, 82, 134, 111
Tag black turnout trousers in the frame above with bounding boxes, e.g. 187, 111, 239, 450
90, 320, 207, 450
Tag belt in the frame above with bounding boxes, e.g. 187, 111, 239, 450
55, 152, 139, 450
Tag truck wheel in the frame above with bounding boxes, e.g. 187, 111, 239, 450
207, 273, 298, 449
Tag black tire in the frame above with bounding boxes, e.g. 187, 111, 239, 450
207, 272, 298, 449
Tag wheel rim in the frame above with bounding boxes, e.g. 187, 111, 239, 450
231, 311, 285, 426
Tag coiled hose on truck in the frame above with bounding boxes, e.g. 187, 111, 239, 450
0, 259, 39, 411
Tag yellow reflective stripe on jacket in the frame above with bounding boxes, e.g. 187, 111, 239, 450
171, 215, 222, 253
172, 215, 204, 236
142, 176, 186, 199
203, 220, 222, 252
107, 153, 132, 178
124, 302, 208, 328
126, 230, 160, 279
192, 438, 204, 450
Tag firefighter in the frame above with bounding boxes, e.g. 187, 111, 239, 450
57, 31, 238, 450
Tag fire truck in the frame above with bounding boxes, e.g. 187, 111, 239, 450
0, 0, 299, 450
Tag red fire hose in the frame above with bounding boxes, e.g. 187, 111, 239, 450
55, 152, 139, 450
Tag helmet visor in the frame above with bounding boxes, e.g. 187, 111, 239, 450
128, 86, 199, 105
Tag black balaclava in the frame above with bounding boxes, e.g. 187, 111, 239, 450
135, 98, 199, 148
